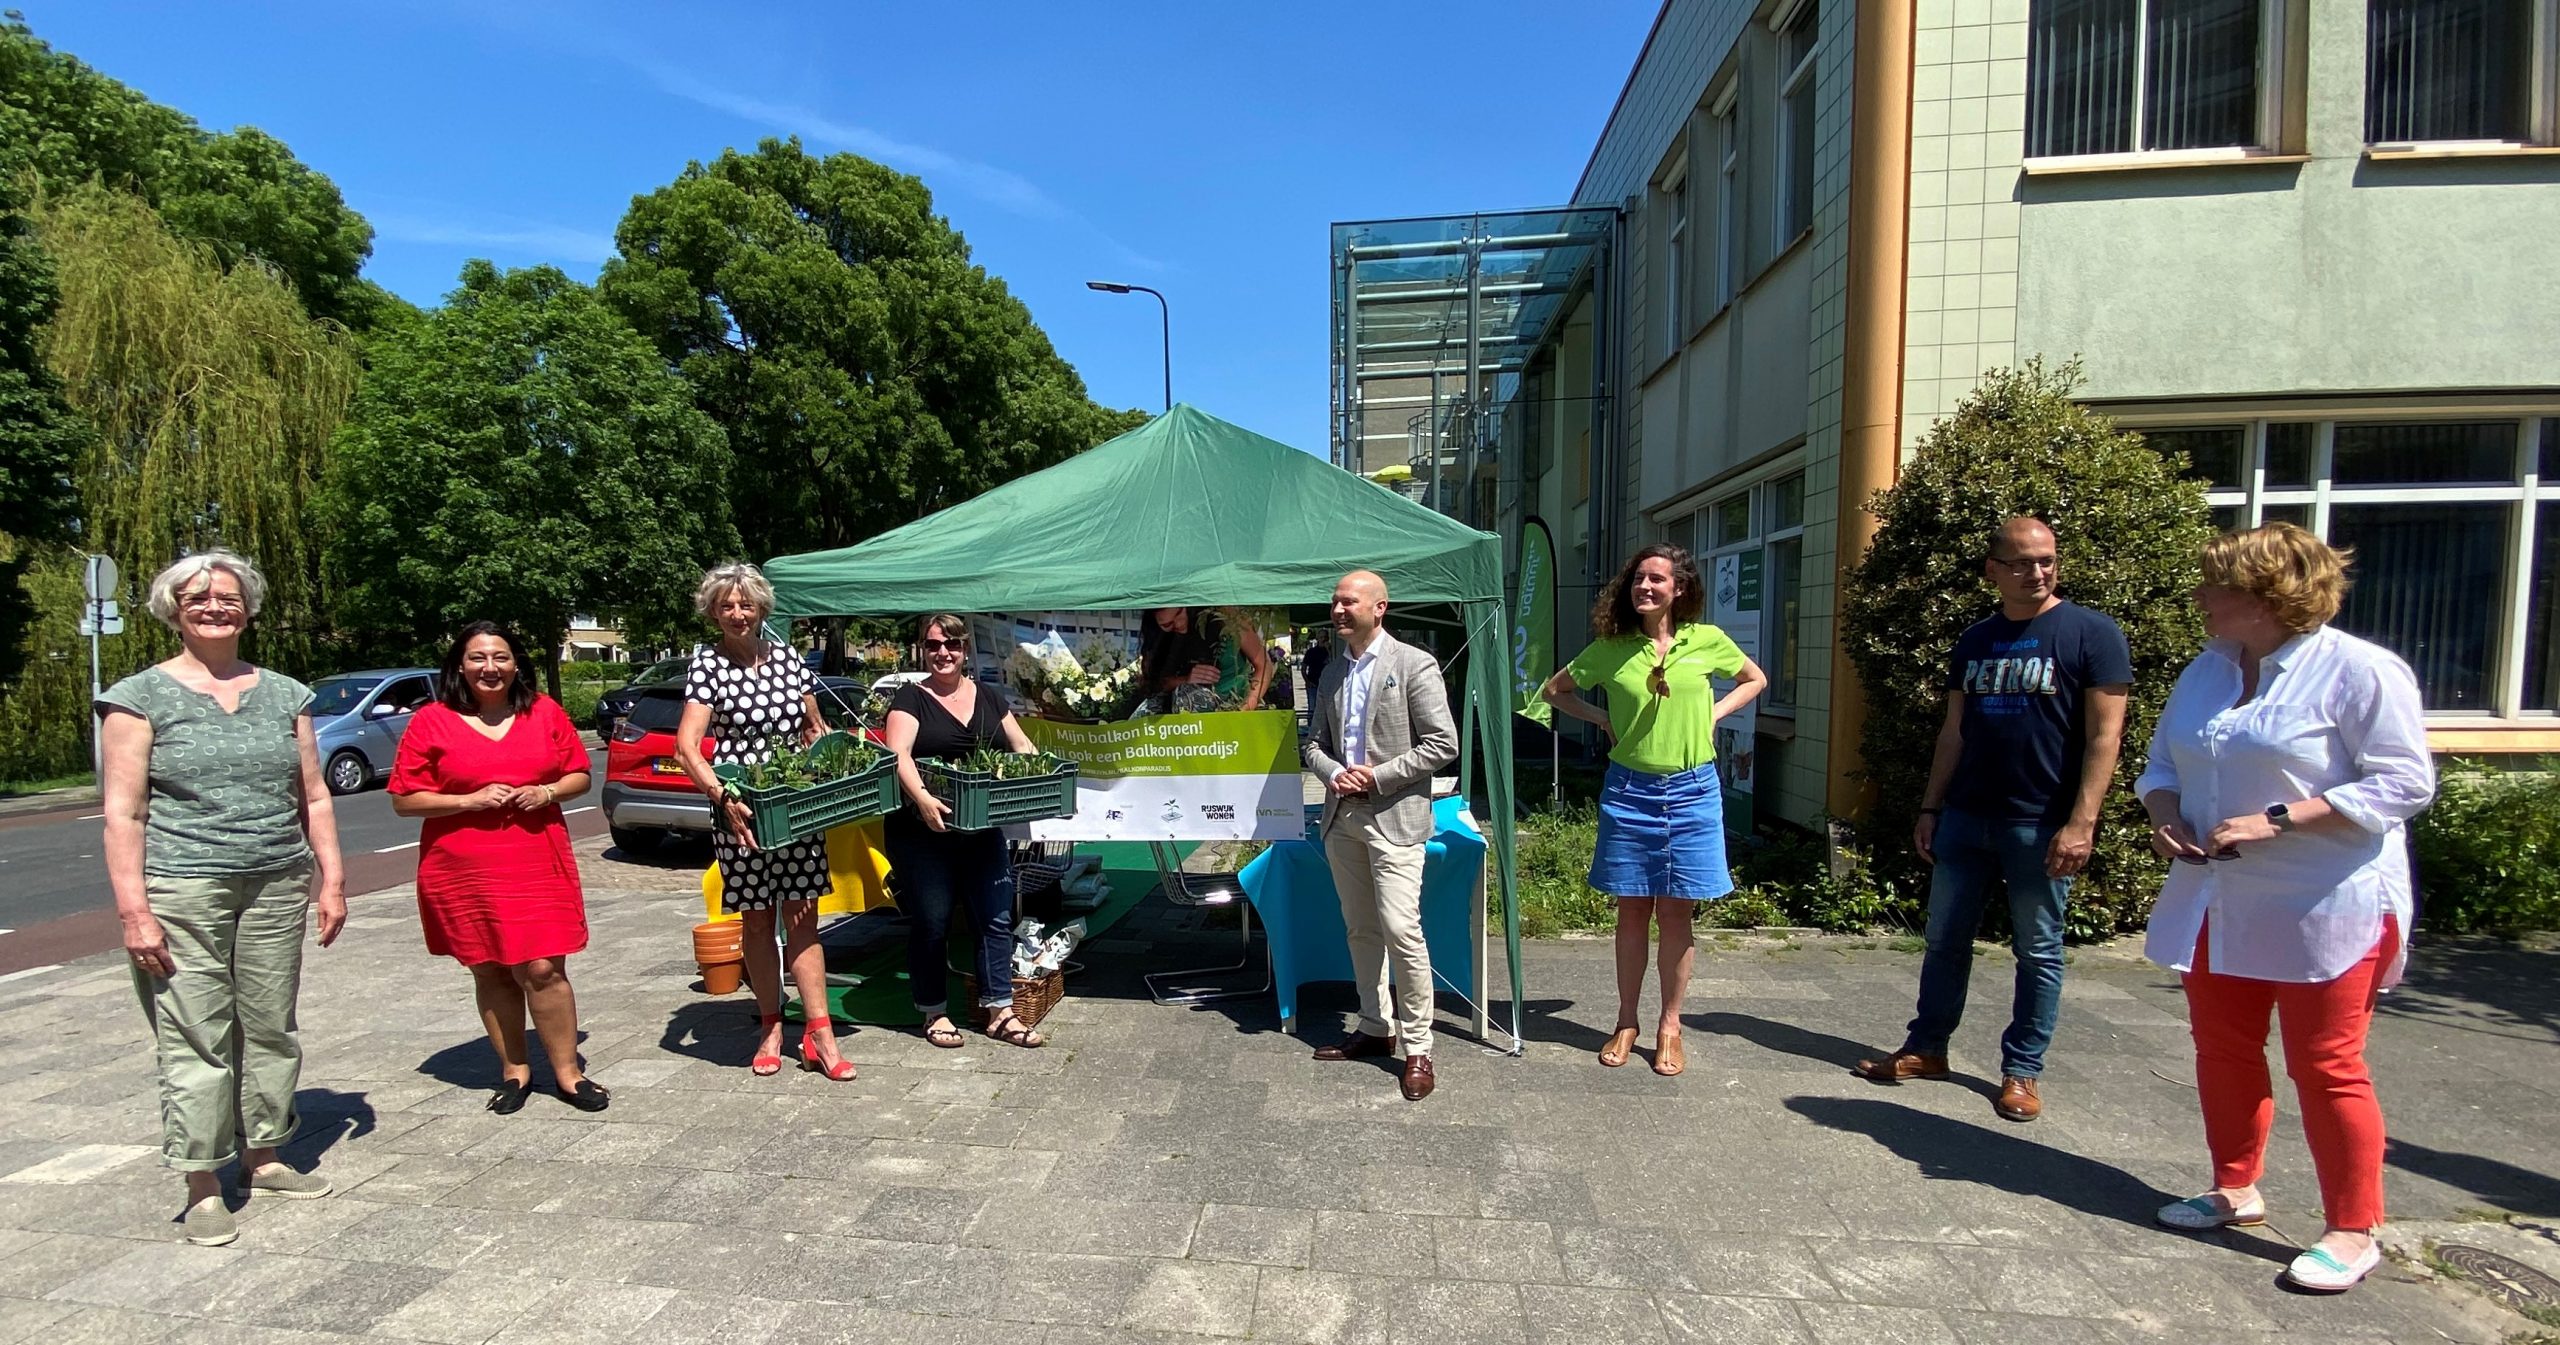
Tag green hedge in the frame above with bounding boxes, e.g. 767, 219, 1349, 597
1511, 806, 1900, 936
2414, 761, 2560, 936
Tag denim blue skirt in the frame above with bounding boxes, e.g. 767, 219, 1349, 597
1589, 761, 1734, 900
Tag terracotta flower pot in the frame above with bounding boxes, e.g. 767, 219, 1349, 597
691, 920, 743, 962
699, 962, 744, 995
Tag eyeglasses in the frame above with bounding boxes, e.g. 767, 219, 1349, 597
919, 638, 966, 652
180, 594, 246, 612
1649, 655, 1671, 699
1989, 555, 2059, 576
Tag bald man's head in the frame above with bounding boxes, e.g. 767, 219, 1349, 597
1331, 569, 1390, 650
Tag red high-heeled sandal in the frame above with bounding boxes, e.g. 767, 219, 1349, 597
798, 1015, 856, 1081
751, 1011, 785, 1076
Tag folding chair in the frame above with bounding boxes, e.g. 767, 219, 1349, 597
1141, 841, 1271, 1006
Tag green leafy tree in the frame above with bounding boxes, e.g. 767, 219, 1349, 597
324, 260, 738, 692
0, 14, 392, 327
0, 180, 85, 684
600, 138, 1145, 565
1840, 358, 2215, 939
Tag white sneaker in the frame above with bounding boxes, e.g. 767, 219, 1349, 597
182, 1196, 237, 1246
2156, 1192, 2266, 1230
2284, 1241, 2382, 1292
245, 1163, 332, 1200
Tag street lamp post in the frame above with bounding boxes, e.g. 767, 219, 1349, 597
1085, 281, 1170, 412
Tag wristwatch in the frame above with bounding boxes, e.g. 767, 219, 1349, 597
2264, 803, 2294, 833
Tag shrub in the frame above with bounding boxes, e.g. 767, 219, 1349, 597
1840, 358, 2215, 941
2413, 760, 2560, 936
1513, 803, 1613, 938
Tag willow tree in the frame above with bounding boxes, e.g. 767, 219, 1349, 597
36, 184, 357, 670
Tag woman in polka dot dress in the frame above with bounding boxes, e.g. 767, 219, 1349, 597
671, 563, 854, 1081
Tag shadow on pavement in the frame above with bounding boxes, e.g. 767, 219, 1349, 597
1786, 1094, 2173, 1228
2387, 1136, 2560, 1217
659, 999, 763, 1066
414, 1030, 594, 1087
278, 1086, 376, 1167
2382, 936, 2560, 1047
1696, 1011, 2002, 1097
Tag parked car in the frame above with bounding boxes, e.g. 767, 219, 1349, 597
590, 654, 692, 738
602, 676, 872, 853
309, 667, 440, 795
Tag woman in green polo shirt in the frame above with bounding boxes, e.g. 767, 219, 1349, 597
1540, 542, 1766, 1078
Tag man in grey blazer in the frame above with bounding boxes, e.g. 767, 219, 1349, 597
1302, 570, 1460, 1100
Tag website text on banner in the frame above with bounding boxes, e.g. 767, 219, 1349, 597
1021, 709, 1301, 841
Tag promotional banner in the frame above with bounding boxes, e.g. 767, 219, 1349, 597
1710, 549, 1762, 833
1021, 709, 1302, 841
1513, 519, 1556, 725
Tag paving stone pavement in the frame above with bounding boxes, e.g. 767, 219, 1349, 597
0, 833, 2552, 1344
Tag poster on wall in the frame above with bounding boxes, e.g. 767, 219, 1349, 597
1020, 709, 1302, 841
1710, 550, 1761, 834
967, 612, 1142, 686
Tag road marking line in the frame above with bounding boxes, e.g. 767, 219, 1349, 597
374, 841, 419, 853
78, 813, 103, 820
563, 806, 597, 816
0, 965, 61, 984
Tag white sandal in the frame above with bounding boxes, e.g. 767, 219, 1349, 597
2284, 1241, 2381, 1292
2155, 1192, 2266, 1230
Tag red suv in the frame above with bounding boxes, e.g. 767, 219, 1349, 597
601, 679, 876, 853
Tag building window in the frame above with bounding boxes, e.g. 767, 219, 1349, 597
1661, 160, 1689, 354
1691, 472, 1807, 711
2027, 0, 2274, 158
2366, 0, 2553, 145
1775, 2, 1820, 240
2144, 413, 2558, 715
1711, 82, 1741, 308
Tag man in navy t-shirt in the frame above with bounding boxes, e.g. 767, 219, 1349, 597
1855, 516, 2131, 1123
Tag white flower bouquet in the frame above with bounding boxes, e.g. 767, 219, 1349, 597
1009, 637, 1146, 722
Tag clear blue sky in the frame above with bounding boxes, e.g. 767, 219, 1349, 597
22, 1, 1658, 454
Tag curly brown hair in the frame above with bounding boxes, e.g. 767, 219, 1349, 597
1591, 543, 1705, 637
2201, 523, 2353, 634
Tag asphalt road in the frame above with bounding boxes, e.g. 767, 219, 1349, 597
0, 744, 611, 975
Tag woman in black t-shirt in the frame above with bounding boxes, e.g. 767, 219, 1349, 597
882, 614, 1048, 1049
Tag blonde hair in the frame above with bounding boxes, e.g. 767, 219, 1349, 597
2201, 522, 2352, 634
145, 550, 266, 630
693, 562, 775, 620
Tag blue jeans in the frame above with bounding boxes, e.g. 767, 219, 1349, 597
1902, 808, 2071, 1079
883, 815, 1017, 1016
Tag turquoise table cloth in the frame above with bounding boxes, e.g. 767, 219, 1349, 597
1237, 795, 1484, 1031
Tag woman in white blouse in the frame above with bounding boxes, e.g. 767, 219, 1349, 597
2136, 523, 2433, 1294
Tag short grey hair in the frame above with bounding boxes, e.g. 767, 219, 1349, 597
694, 562, 775, 620
145, 550, 267, 630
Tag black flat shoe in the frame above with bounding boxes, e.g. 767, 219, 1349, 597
487, 1077, 533, 1114
555, 1078, 610, 1113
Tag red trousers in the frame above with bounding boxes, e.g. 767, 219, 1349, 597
2180, 916, 2399, 1230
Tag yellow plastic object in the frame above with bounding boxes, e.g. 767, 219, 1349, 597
700, 816, 896, 922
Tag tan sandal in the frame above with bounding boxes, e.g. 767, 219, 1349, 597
1599, 1025, 1640, 1068
1652, 1033, 1686, 1077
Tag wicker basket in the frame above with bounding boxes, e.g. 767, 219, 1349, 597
962, 969, 1066, 1029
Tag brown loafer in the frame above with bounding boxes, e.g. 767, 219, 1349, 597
1854, 1050, 1949, 1083
1400, 1054, 1435, 1101
1996, 1075, 2042, 1122
1313, 1031, 1394, 1062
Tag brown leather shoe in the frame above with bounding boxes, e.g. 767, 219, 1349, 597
1996, 1075, 2042, 1122
1854, 1050, 1950, 1083
1400, 1054, 1435, 1101
1313, 1031, 1394, 1062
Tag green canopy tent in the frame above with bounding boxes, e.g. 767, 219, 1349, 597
763, 404, 1523, 1051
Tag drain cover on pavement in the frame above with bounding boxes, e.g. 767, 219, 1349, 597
2437, 1243, 2560, 1311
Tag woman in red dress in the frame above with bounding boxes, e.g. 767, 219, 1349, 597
390, 622, 606, 1113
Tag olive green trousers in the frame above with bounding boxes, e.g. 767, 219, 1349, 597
130, 865, 311, 1171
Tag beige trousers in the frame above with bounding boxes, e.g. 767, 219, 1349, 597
132, 865, 312, 1171
1323, 808, 1434, 1056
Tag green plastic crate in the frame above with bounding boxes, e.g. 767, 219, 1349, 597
920, 756, 1080, 831
714, 733, 899, 849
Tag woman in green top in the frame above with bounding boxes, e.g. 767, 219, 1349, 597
1540, 543, 1766, 1078
97, 551, 347, 1246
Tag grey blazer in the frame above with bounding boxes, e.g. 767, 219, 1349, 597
1302, 630, 1460, 846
